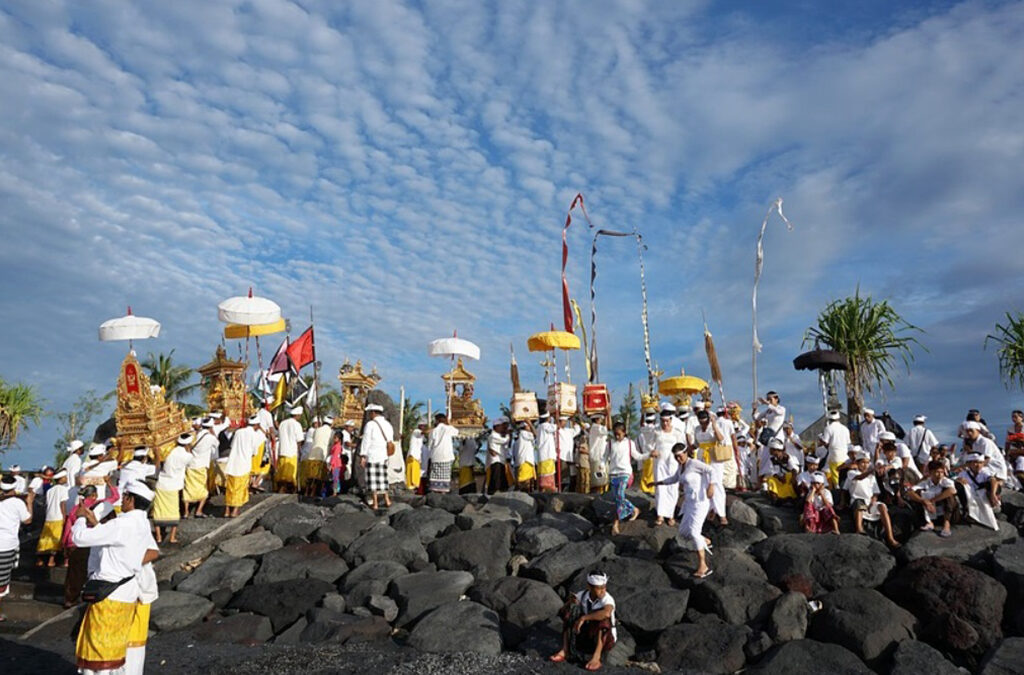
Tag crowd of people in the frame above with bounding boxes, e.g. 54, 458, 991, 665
1, 391, 1022, 672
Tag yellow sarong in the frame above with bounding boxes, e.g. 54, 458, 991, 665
826, 462, 842, 489
406, 456, 421, 490
251, 443, 266, 476
765, 473, 798, 500
275, 456, 298, 488
225, 473, 249, 508
640, 458, 655, 495
517, 462, 536, 483
538, 459, 556, 478
299, 459, 324, 485
458, 466, 475, 488
75, 597, 136, 671
152, 489, 180, 525
127, 602, 151, 648
183, 468, 209, 503
36, 520, 63, 554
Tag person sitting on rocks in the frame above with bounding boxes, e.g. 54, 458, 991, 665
907, 460, 958, 537
762, 438, 799, 503
550, 570, 617, 671
955, 452, 999, 530
801, 472, 839, 534
1008, 439, 1024, 487
842, 450, 900, 548
874, 441, 907, 508
795, 455, 821, 499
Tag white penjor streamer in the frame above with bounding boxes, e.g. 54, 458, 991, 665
751, 197, 793, 409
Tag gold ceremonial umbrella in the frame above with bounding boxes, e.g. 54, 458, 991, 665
223, 318, 287, 339
527, 331, 581, 352
658, 374, 708, 396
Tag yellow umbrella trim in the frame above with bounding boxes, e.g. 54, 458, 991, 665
224, 318, 287, 339
658, 375, 708, 395
527, 331, 581, 352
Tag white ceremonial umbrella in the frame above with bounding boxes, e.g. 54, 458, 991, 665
99, 306, 161, 351
217, 288, 282, 325
428, 331, 481, 419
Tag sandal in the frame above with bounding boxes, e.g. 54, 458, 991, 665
938, 530, 952, 538
693, 569, 714, 579
919, 523, 934, 531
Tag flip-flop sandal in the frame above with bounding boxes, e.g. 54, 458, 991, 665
693, 569, 714, 579
938, 530, 952, 538
919, 524, 934, 531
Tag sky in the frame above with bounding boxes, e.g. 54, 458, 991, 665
2, 0, 1023, 468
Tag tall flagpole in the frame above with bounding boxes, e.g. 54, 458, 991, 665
310, 305, 322, 423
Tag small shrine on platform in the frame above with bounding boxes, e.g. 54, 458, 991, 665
114, 352, 189, 460
197, 345, 247, 423
337, 359, 381, 425
442, 358, 486, 434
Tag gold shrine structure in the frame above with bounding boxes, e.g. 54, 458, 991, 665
114, 352, 190, 461
337, 359, 381, 425
442, 358, 486, 434
198, 345, 247, 423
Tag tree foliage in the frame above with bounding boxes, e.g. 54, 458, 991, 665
0, 376, 44, 452
400, 399, 426, 452
615, 382, 640, 437
52, 390, 106, 464
986, 312, 1024, 390
141, 349, 199, 402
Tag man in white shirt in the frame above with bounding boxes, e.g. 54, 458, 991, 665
9, 466, 26, 495
905, 415, 938, 468
753, 391, 786, 448
275, 407, 304, 493
907, 461, 957, 537
550, 571, 617, 670
37, 469, 70, 567
153, 433, 192, 544
1, 475, 35, 616
210, 411, 230, 437
406, 422, 427, 492
62, 440, 86, 488
821, 410, 852, 487
859, 408, 885, 458
428, 413, 459, 494
360, 404, 394, 509
118, 448, 156, 497
224, 415, 262, 517
485, 417, 513, 495
536, 413, 558, 492
71, 481, 157, 673
556, 416, 580, 491
185, 421, 217, 517
843, 451, 899, 548
963, 421, 1009, 489
515, 420, 538, 491
458, 436, 479, 494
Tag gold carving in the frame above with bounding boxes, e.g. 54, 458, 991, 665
114, 352, 190, 460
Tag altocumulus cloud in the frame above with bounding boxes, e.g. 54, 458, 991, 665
0, 0, 1022, 466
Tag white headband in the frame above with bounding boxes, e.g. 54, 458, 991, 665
586, 573, 608, 586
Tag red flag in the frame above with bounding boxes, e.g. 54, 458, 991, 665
561, 193, 592, 334
268, 337, 291, 374
287, 327, 316, 370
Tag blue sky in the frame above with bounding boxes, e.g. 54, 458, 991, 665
2, 0, 1023, 468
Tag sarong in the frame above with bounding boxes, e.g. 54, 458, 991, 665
127, 602, 151, 648
517, 461, 536, 484
611, 474, 635, 521
366, 462, 388, 494
37, 520, 64, 554
275, 456, 298, 488
405, 456, 421, 490
251, 444, 266, 476
224, 473, 250, 508
299, 459, 325, 485
640, 458, 655, 495
802, 500, 838, 533
151, 489, 180, 526
485, 463, 511, 494
765, 474, 797, 500
0, 548, 17, 597
458, 466, 475, 493
826, 461, 842, 488
561, 602, 616, 662
429, 460, 452, 493
183, 468, 209, 502
75, 597, 136, 671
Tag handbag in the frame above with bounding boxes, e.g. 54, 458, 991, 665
373, 420, 396, 457
712, 443, 733, 462
758, 425, 778, 447
81, 575, 135, 604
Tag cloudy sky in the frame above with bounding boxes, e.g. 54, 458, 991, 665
2, 0, 1023, 468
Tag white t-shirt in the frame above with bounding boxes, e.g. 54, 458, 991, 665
808, 488, 834, 510
459, 438, 478, 468
408, 429, 425, 463
360, 416, 394, 464
0, 497, 30, 551
515, 429, 536, 466
156, 446, 192, 491
487, 431, 510, 467
62, 454, 83, 487
608, 438, 636, 476
843, 471, 880, 502
574, 589, 617, 641
906, 425, 939, 464
860, 419, 886, 454
912, 477, 955, 501
189, 431, 218, 469
822, 422, 852, 465
45, 483, 70, 522
277, 418, 304, 459
429, 423, 459, 464
536, 421, 557, 463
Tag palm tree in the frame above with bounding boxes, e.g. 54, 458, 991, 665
141, 350, 199, 402
0, 376, 44, 451
400, 399, 426, 452
986, 312, 1024, 390
804, 289, 924, 422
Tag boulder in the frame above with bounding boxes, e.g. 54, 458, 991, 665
768, 592, 808, 643
604, 624, 637, 667
750, 498, 804, 535
980, 637, 1024, 675
314, 511, 381, 552
749, 639, 872, 674
467, 576, 563, 631
259, 502, 327, 541
274, 617, 307, 644
176, 554, 256, 599
456, 503, 522, 529
345, 580, 389, 609
656, 620, 750, 674
538, 492, 594, 515
808, 588, 917, 663
992, 540, 1024, 607
228, 578, 335, 633
216, 529, 284, 558
890, 640, 963, 675
149, 590, 214, 631
321, 593, 347, 613
617, 587, 690, 635
590, 492, 620, 524
533, 511, 595, 541
727, 497, 760, 527
710, 522, 768, 550
425, 492, 466, 513
254, 542, 349, 585
884, 556, 1006, 662
192, 613, 274, 645
299, 608, 391, 644
367, 594, 399, 622
341, 560, 408, 592
691, 576, 782, 626
751, 533, 896, 592
408, 600, 502, 655
568, 556, 672, 593
342, 524, 429, 568
386, 502, 412, 516
426, 522, 513, 580
608, 518, 678, 556
514, 525, 569, 557
902, 522, 1017, 563
388, 570, 475, 627
486, 491, 537, 517
663, 548, 767, 588
390, 507, 456, 544
521, 540, 615, 586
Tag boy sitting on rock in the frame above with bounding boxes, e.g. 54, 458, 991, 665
906, 460, 958, 537
843, 450, 900, 548
550, 571, 617, 671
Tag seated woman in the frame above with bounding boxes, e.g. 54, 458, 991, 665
906, 460, 958, 537
550, 571, 617, 671
801, 472, 839, 534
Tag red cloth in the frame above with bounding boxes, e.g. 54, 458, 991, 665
802, 499, 838, 534
287, 327, 316, 369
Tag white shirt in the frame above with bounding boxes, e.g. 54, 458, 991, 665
843, 471, 880, 502
959, 466, 995, 490
157, 446, 191, 491
574, 589, 617, 641
256, 408, 276, 436
536, 421, 557, 463
769, 454, 800, 477
608, 438, 636, 476
45, 483, 70, 522
277, 418, 304, 459
299, 429, 314, 461
0, 496, 30, 550
912, 477, 955, 501
796, 470, 816, 489
360, 416, 394, 464
487, 431, 510, 467
459, 437, 478, 467
808, 489, 834, 510
11, 475, 27, 495
310, 425, 332, 463
212, 418, 231, 437
408, 429, 425, 463
653, 427, 685, 480
71, 509, 151, 603
906, 425, 939, 464
822, 421, 852, 466
515, 429, 536, 466
588, 424, 609, 466
225, 426, 260, 476
973, 435, 1008, 480
118, 461, 156, 494
662, 458, 714, 502
62, 454, 83, 487
190, 430, 218, 469
429, 423, 459, 464
860, 418, 886, 454
755, 404, 786, 434
557, 425, 580, 463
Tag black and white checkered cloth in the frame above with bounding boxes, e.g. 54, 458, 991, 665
366, 462, 389, 494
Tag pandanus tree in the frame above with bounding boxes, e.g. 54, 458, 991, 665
804, 289, 924, 422
986, 312, 1024, 390
0, 376, 43, 452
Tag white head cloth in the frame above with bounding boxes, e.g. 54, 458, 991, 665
586, 573, 608, 587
